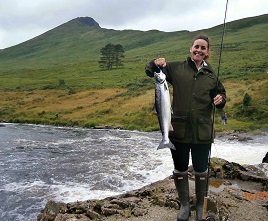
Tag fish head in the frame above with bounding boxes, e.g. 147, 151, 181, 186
154, 70, 166, 83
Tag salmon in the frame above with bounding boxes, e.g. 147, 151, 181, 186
154, 70, 175, 150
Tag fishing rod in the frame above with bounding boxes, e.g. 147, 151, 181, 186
202, 0, 229, 220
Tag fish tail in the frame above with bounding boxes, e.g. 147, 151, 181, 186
157, 140, 176, 150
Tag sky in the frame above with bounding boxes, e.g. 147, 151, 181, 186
0, 0, 267, 49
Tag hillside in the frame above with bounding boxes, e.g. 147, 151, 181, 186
0, 14, 267, 131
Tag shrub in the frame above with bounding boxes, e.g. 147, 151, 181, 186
84, 122, 96, 128
58, 79, 66, 87
243, 93, 252, 107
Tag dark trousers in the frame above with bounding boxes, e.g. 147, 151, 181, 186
170, 142, 211, 173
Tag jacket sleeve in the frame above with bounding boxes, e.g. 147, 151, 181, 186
145, 59, 161, 77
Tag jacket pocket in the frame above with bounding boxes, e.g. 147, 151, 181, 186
170, 116, 188, 139
198, 116, 213, 141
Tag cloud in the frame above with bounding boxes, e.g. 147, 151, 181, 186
0, 0, 267, 48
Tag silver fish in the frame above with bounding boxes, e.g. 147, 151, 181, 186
154, 70, 175, 150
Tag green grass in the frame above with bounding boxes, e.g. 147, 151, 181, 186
0, 14, 267, 131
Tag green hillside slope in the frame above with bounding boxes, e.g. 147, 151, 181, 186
0, 15, 267, 131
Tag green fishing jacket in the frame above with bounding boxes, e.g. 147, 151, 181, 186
145, 57, 226, 144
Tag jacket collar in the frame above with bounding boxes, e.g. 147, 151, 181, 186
187, 57, 215, 75
190, 57, 207, 70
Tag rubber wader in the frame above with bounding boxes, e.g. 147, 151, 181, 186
195, 171, 208, 221
173, 171, 191, 221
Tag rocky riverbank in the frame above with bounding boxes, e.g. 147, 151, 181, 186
37, 158, 268, 221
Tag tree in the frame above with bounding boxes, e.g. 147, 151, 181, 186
99, 43, 125, 70
114, 44, 125, 68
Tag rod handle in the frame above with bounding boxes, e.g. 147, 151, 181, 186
202, 196, 208, 220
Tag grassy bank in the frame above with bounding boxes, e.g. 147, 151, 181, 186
0, 70, 266, 132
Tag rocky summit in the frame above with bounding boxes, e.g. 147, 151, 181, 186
75, 17, 100, 27
37, 158, 268, 221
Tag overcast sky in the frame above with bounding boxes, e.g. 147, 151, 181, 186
0, 0, 267, 49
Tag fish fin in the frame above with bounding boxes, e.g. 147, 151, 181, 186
164, 81, 168, 90
169, 123, 174, 131
153, 103, 158, 114
157, 140, 176, 150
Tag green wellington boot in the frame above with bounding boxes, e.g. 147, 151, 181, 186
195, 171, 208, 221
173, 171, 190, 221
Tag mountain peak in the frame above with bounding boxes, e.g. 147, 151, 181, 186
73, 17, 100, 27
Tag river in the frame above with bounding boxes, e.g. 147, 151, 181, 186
0, 123, 267, 221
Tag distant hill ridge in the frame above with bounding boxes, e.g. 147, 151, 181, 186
64, 17, 100, 28
0, 14, 267, 69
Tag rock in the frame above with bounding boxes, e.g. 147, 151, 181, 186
237, 136, 253, 141
101, 207, 119, 216
86, 210, 101, 219
75, 17, 99, 28
37, 200, 67, 221
217, 131, 255, 142
262, 152, 268, 163
221, 160, 268, 191
132, 207, 148, 216
37, 159, 268, 221
110, 197, 138, 209
54, 214, 90, 221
